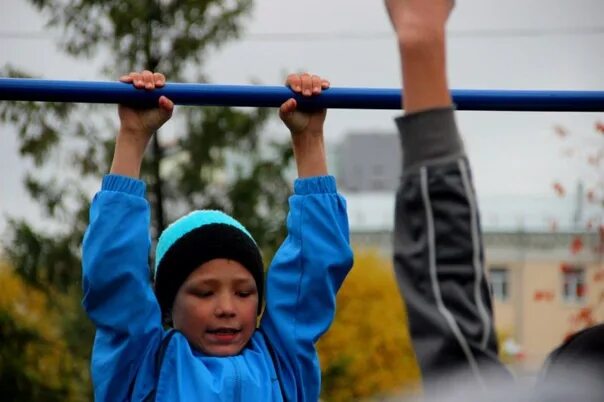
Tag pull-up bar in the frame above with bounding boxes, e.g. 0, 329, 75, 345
1, 78, 603, 112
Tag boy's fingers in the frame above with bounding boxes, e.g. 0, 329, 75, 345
154, 72, 166, 87
286, 74, 301, 92
130, 72, 144, 88
279, 98, 297, 117
142, 70, 154, 89
300, 73, 312, 96
159, 96, 174, 114
120, 74, 133, 83
286, 73, 327, 95
311, 75, 322, 94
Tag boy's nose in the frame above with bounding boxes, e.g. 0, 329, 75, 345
214, 296, 236, 317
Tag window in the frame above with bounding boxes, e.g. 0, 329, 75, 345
562, 266, 586, 303
489, 267, 509, 302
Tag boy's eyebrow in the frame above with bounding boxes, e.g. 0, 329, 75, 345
187, 277, 256, 287
231, 278, 257, 287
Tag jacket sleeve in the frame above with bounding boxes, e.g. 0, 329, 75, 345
82, 174, 163, 401
259, 175, 354, 402
393, 108, 512, 392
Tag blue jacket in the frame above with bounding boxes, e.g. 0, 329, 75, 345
82, 174, 353, 402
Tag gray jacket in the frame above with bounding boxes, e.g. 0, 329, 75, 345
392, 108, 604, 400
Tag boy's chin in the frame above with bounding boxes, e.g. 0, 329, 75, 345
192, 334, 251, 357
200, 343, 246, 357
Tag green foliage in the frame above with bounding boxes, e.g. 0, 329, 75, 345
317, 249, 421, 402
30, 0, 253, 77
0, 263, 90, 402
5, 218, 83, 292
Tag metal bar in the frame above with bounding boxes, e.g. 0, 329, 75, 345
1, 78, 603, 112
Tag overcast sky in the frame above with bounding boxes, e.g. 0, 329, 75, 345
1, 0, 603, 233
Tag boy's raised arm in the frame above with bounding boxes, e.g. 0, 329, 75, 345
386, 0, 453, 114
259, 73, 354, 402
82, 71, 173, 401
385, 0, 512, 394
110, 71, 173, 178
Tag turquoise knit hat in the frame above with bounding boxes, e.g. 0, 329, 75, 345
154, 210, 264, 322
155, 210, 255, 275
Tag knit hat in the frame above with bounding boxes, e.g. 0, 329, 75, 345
154, 210, 264, 323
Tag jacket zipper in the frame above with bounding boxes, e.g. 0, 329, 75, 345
231, 358, 242, 402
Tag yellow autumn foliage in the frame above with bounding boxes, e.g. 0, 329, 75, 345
0, 261, 88, 401
318, 249, 421, 402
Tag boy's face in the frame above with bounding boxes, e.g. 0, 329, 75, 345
172, 258, 258, 356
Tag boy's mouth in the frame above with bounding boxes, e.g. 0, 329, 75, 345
206, 327, 242, 344
207, 327, 241, 334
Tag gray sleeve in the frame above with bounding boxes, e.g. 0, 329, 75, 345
396, 107, 465, 172
393, 107, 512, 394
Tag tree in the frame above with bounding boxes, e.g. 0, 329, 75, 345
317, 249, 421, 402
551, 121, 604, 340
0, 262, 89, 402
551, 121, 603, 230
1, 0, 294, 398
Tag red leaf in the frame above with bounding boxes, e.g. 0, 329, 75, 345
586, 190, 596, 203
578, 307, 592, 322
554, 125, 569, 137
553, 182, 565, 197
560, 262, 573, 273
570, 236, 584, 255
577, 284, 586, 298
533, 290, 554, 302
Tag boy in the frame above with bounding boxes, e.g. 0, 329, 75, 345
82, 71, 353, 401
385, 0, 604, 400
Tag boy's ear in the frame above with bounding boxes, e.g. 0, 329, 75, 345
256, 301, 266, 327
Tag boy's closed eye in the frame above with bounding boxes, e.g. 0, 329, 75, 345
187, 287, 256, 299
191, 289, 214, 298
236, 289, 257, 298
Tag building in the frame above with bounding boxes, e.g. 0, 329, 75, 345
336, 132, 401, 192
486, 229, 603, 370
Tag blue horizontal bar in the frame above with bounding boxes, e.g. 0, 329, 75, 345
0, 78, 603, 112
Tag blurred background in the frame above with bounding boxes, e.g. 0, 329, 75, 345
0, 0, 603, 400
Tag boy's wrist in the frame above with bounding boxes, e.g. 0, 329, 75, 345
117, 127, 152, 149
397, 27, 445, 50
110, 134, 146, 178
398, 31, 450, 114
295, 157, 328, 178
292, 135, 327, 178
291, 130, 324, 146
